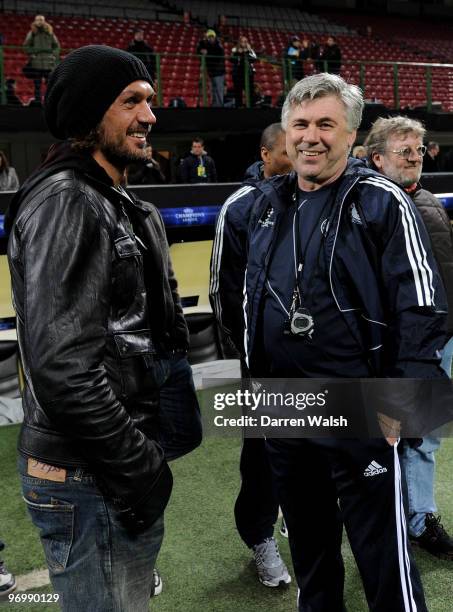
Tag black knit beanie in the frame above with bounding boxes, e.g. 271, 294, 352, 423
44, 45, 153, 140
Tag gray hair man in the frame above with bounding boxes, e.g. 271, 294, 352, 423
365, 115, 453, 561
210, 73, 446, 611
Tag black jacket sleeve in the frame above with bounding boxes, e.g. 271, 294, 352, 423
210, 188, 255, 354
148, 205, 189, 349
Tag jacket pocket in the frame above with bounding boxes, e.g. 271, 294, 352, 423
113, 330, 156, 358
114, 234, 141, 258
111, 330, 157, 400
112, 234, 143, 309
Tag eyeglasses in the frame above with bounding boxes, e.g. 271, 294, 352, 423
388, 145, 427, 159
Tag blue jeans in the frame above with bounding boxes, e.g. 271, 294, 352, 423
400, 336, 453, 536
210, 75, 225, 107
440, 335, 453, 376
19, 454, 164, 612
400, 436, 439, 536
157, 353, 202, 461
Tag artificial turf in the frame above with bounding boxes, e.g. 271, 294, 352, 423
0, 423, 452, 611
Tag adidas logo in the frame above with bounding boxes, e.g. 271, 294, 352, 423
364, 460, 388, 477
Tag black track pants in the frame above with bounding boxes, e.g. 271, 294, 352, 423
234, 437, 280, 548
265, 438, 427, 612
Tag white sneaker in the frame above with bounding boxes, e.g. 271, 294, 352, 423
252, 537, 291, 587
0, 561, 16, 599
150, 568, 162, 597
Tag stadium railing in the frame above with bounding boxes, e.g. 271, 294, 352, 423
1, 45, 453, 112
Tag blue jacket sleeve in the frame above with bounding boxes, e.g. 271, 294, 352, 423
362, 178, 447, 378
209, 187, 256, 355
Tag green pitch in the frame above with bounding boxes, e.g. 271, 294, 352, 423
0, 425, 451, 611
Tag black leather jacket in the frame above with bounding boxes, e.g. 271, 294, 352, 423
7, 157, 188, 522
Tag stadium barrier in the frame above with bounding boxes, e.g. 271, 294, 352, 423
1, 45, 453, 111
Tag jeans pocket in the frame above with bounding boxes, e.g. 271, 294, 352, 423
22, 493, 74, 574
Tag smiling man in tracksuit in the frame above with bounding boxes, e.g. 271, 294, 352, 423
210, 73, 447, 611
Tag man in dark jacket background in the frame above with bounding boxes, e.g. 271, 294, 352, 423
178, 137, 217, 183
6, 45, 197, 611
244, 122, 292, 182
365, 115, 453, 561
197, 29, 226, 107
320, 36, 341, 75
127, 28, 156, 82
422, 141, 441, 173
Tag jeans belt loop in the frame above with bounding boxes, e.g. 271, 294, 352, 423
73, 468, 83, 482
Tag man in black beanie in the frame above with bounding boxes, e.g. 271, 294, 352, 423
6, 45, 197, 611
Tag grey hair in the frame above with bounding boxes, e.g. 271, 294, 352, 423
364, 115, 426, 158
281, 73, 364, 131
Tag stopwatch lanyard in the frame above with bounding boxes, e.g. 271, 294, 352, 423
290, 183, 338, 315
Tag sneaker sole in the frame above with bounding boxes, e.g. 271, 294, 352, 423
259, 574, 292, 588
0, 581, 17, 599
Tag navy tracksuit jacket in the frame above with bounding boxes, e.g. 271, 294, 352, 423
210, 158, 447, 611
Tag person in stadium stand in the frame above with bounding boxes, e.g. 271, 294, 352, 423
0, 540, 16, 599
5, 45, 196, 611
0, 151, 19, 191
422, 141, 440, 173
230, 35, 257, 108
178, 137, 217, 183
364, 116, 453, 561
23, 14, 59, 105
320, 35, 342, 75
284, 36, 304, 83
127, 28, 156, 83
210, 72, 446, 611
211, 123, 293, 588
302, 36, 322, 72
197, 29, 226, 107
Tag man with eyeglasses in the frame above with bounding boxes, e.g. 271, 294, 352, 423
365, 115, 453, 561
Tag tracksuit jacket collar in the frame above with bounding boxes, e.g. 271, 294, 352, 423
243, 157, 381, 211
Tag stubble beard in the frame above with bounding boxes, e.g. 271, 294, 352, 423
98, 125, 150, 172
397, 167, 422, 188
